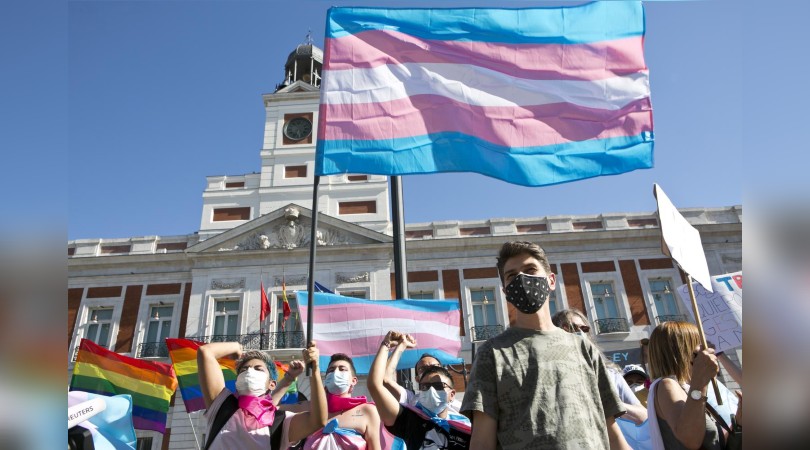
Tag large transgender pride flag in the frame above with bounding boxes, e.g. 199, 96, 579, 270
316, 2, 653, 187
297, 291, 463, 374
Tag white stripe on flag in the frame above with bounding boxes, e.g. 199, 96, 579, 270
323, 63, 649, 110
302, 317, 459, 342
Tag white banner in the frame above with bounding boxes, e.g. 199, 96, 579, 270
677, 272, 742, 352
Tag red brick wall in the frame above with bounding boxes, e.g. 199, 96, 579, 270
115, 285, 142, 353
87, 286, 122, 298
68, 288, 84, 348
408, 270, 439, 283
581, 261, 616, 273
442, 270, 463, 336
639, 258, 674, 270
462, 267, 499, 279
619, 260, 650, 325
145, 283, 182, 296
561, 263, 585, 315
178, 283, 192, 339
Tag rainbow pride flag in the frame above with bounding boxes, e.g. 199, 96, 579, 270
165, 338, 238, 413
274, 360, 300, 404
70, 339, 177, 434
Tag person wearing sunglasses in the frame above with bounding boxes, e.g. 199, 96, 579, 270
461, 241, 630, 450
369, 330, 471, 450
383, 344, 463, 413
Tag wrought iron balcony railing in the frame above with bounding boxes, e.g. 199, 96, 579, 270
194, 331, 305, 350
594, 318, 630, 334
136, 341, 169, 358
471, 325, 504, 342
656, 314, 690, 324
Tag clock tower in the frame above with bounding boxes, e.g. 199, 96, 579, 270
198, 37, 391, 238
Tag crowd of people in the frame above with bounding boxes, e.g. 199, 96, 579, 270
199, 241, 742, 450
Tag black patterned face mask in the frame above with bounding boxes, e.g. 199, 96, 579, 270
504, 273, 551, 314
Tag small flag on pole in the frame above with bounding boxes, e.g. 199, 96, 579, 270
281, 275, 291, 330
316, 2, 653, 187
260, 281, 271, 323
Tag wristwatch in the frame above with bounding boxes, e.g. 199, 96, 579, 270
689, 389, 707, 401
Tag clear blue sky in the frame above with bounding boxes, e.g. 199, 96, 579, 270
39, 1, 757, 239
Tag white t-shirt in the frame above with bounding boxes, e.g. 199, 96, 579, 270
204, 389, 299, 450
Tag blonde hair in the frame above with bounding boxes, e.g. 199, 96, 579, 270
648, 321, 702, 383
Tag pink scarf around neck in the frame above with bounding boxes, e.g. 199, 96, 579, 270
238, 395, 277, 427
326, 391, 369, 413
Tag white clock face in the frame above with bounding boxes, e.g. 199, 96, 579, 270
283, 117, 313, 141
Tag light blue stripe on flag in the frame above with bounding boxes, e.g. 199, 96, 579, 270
326, 2, 645, 43
318, 133, 653, 187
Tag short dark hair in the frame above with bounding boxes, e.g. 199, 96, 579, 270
419, 365, 454, 388
496, 241, 552, 283
327, 353, 357, 377
415, 353, 440, 371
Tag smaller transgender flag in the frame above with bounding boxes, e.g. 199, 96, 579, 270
316, 2, 653, 187
298, 291, 463, 374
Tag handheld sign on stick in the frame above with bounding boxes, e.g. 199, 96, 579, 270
654, 184, 723, 404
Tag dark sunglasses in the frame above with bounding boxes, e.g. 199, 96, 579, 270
418, 381, 451, 391
570, 323, 590, 333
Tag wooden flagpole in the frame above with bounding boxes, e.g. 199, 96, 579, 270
682, 269, 723, 405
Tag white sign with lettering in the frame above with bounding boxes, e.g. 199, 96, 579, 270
677, 272, 743, 352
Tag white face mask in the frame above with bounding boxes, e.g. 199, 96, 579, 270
324, 369, 353, 395
416, 387, 450, 415
236, 367, 269, 397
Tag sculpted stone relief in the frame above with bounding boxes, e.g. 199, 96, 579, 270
217, 207, 356, 251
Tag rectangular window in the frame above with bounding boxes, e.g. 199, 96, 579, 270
573, 221, 603, 230
470, 288, 497, 327
516, 223, 548, 233
590, 282, 620, 320
86, 308, 114, 348
225, 181, 245, 188
213, 299, 240, 338
136, 437, 153, 450
100, 245, 131, 255
339, 291, 367, 299
144, 305, 173, 357
649, 278, 683, 322
277, 292, 301, 332
548, 289, 559, 317
213, 207, 250, 221
156, 242, 187, 252
347, 175, 368, 182
409, 292, 434, 300
284, 165, 308, 178
339, 201, 376, 215
460, 227, 489, 236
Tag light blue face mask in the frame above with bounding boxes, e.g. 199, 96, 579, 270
416, 386, 450, 415
324, 369, 353, 395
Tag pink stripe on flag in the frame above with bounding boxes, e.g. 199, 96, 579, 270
320, 96, 652, 148
325, 30, 646, 80
316, 333, 462, 358
301, 301, 462, 325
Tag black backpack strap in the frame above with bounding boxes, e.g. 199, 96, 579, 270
204, 395, 287, 450
204, 394, 239, 450
269, 409, 286, 450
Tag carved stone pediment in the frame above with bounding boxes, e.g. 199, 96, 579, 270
188, 203, 393, 254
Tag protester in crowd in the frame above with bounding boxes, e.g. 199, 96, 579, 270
622, 364, 650, 407
198, 341, 327, 450
646, 321, 743, 450
294, 353, 382, 450
369, 330, 471, 450
383, 341, 462, 412
461, 241, 630, 450
552, 308, 648, 426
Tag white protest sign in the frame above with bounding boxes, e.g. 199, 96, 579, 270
654, 184, 713, 292
677, 271, 743, 352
